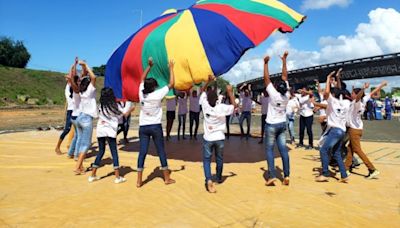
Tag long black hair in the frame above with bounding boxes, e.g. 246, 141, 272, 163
80, 76, 91, 93
143, 78, 158, 95
99, 87, 122, 118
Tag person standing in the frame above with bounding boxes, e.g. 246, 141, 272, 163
297, 86, 315, 150
55, 58, 78, 155
136, 57, 176, 188
385, 96, 392, 120
189, 89, 201, 140
314, 71, 350, 183
88, 88, 135, 184
177, 91, 188, 140
286, 89, 299, 144
68, 60, 98, 175
117, 101, 134, 144
263, 51, 291, 186
239, 83, 253, 140
257, 90, 269, 144
200, 77, 236, 193
165, 97, 177, 141
345, 81, 387, 179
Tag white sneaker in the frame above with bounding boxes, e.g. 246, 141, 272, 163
114, 177, 126, 184
88, 176, 99, 183
366, 170, 380, 179
346, 170, 351, 177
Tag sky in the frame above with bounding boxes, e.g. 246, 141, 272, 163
1, 0, 400, 90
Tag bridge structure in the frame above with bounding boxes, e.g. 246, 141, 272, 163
237, 52, 400, 94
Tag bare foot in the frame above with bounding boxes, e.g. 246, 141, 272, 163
315, 175, 329, 182
136, 181, 142, 188
73, 168, 85, 175
55, 148, 62, 155
339, 177, 349, 183
283, 177, 290, 186
207, 181, 217, 193
265, 178, 278, 186
164, 178, 176, 185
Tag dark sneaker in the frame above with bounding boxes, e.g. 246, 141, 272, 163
366, 170, 380, 179
305, 146, 313, 150
296, 144, 305, 148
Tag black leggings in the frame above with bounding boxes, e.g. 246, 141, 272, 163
189, 111, 200, 137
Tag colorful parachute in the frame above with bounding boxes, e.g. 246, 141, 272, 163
105, 0, 305, 101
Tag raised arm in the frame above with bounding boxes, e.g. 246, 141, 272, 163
239, 83, 247, 92
336, 68, 343, 90
69, 60, 80, 93
311, 97, 327, 109
141, 57, 153, 82
200, 75, 215, 93
370, 81, 388, 98
226, 84, 237, 109
263, 56, 271, 86
280, 51, 289, 82
167, 60, 175, 89
79, 61, 96, 86
324, 71, 336, 100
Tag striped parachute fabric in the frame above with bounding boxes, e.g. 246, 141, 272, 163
105, 0, 305, 101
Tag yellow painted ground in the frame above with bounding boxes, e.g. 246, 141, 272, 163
0, 130, 399, 227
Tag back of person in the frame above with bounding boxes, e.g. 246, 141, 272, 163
97, 104, 123, 138
266, 83, 290, 124
139, 83, 169, 126
326, 95, 351, 131
200, 93, 234, 141
79, 82, 98, 118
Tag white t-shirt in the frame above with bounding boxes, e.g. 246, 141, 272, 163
348, 94, 371, 130
65, 84, 74, 111
189, 96, 200, 112
260, 96, 270, 115
200, 92, 234, 141
266, 82, 290, 124
178, 96, 188, 115
117, 101, 133, 124
326, 94, 351, 132
166, 98, 176, 112
79, 83, 98, 118
286, 97, 299, 115
139, 83, 169, 126
297, 94, 314, 117
240, 92, 252, 112
96, 104, 124, 138
319, 100, 328, 117
72, 92, 81, 117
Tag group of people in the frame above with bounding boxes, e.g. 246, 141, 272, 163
54, 51, 387, 193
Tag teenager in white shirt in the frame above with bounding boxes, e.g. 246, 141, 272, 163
88, 88, 135, 184
344, 81, 387, 179
314, 71, 351, 183
263, 51, 291, 186
254, 90, 269, 144
68, 60, 97, 175
165, 97, 177, 141
286, 89, 299, 144
189, 89, 201, 140
55, 59, 78, 155
296, 86, 314, 149
200, 76, 236, 193
239, 83, 253, 140
177, 91, 188, 140
136, 57, 176, 188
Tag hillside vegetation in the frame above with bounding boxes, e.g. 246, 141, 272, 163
0, 66, 104, 106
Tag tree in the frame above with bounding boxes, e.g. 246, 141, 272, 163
0, 37, 31, 68
93, 64, 106, 76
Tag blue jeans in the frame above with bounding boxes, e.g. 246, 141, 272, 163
75, 113, 93, 154
203, 140, 224, 183
93, 137, 119, 169
319, 127, 348, 178
265, 122, 290, 178
138, 124, 168, 171
60, 110, 73, 140
385, 109, 392, 120
239, 111, 251, 138
67, 117, 79, 157
286, 114, 295, 140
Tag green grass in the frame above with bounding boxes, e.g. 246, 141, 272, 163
0, 66, 104, 106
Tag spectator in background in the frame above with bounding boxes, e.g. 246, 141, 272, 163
385, 96, 392, 120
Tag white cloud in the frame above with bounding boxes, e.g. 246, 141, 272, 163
223, 8, 400, 88
301, 0, 352, 11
